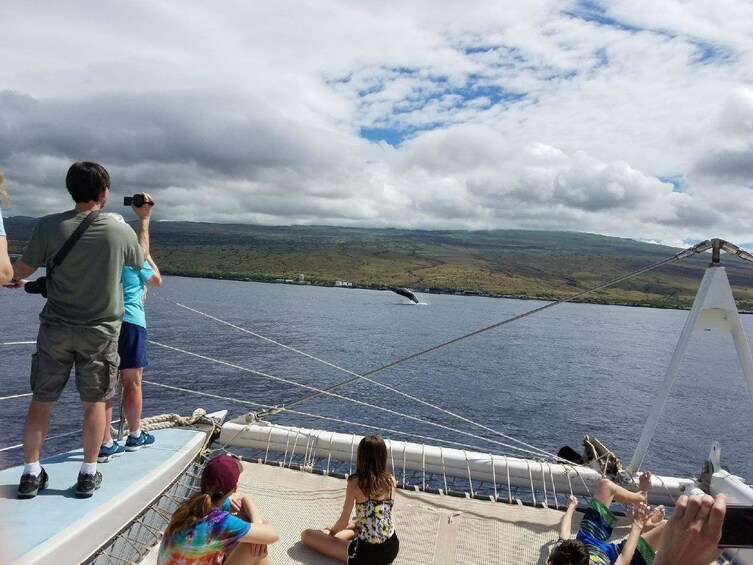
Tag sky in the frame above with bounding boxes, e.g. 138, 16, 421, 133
1, 0, 752, 247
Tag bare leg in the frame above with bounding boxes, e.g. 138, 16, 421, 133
224, 543, 271, 565
121, 368, 143, 432
102, 398, 113, 444
226, 497, 272, 565
301, 529, 350, 562
82, 401, 106, 464
23, 401, 55, 463
594, 472, 652, 507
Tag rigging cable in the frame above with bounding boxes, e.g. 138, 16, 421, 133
148, 339, 553, 459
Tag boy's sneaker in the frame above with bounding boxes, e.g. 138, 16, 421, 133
98, 441, 125, 463
17, 467, 49, 499
75, 471, 102, 498
125, 431, 155, 451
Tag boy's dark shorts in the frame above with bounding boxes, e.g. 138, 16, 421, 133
31, 324, 119, 402
117, 321, 148, 370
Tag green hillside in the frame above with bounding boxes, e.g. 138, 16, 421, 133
5, 217, 753, 309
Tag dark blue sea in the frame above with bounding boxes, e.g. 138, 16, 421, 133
1, 277, 752, 482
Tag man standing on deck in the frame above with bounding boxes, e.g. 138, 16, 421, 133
5, 162, 154, 498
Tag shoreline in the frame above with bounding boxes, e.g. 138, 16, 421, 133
159, 271, 716, 313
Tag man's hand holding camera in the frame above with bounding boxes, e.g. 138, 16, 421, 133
125, 192, 155, 216
129, 193, 154, 256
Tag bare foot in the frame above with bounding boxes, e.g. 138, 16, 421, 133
637, 471, 652, 502
638, 471, 652, 491
644, 505, 665, 531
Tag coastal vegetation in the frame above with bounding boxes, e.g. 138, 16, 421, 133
5, 217, 753, 310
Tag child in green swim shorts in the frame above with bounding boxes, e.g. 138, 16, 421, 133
549, 472, 667, 565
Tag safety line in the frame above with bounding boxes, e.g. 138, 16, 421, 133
147, 340, 553, 459
142, 379, 511, 455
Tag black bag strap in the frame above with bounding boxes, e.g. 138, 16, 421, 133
49, 210, 101, 273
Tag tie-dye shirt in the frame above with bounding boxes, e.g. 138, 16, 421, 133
157, 508, 251, 565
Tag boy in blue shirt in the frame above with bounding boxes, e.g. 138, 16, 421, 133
99, 255, 162, 460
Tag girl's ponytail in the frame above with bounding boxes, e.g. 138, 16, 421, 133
165, 490, 215, 534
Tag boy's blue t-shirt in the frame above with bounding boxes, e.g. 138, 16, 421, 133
0, 206, 5, 236
122, 260, 155, 328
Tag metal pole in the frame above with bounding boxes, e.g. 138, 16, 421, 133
626, 267, 716, 473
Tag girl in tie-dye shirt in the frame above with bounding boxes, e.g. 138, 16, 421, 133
158, 455, 278, 565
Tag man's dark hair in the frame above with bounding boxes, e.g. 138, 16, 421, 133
66, 162, 110, 203
548, 539, 590, 565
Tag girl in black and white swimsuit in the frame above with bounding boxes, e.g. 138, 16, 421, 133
301, 436, 400, 565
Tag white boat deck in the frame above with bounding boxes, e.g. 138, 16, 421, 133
1, 428, 206, 565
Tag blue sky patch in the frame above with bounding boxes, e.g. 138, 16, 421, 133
689, 39, 736, 65
565, 0, 643, 33
355, 68, 525, 146
359, 127, 413, 146
660, 176, 686, 192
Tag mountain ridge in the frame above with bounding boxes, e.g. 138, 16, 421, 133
4, 217, 752, 309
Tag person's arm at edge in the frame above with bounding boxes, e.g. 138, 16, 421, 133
559, 495, 578, 540
652, 494, 725, 565
5, 259, 36, 289
614, 503, 648, 565
329, 477, 357, 536
146, 255, 162, 287
0, 236, 12, 284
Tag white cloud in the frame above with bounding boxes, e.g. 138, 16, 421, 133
1, 0, 752, 246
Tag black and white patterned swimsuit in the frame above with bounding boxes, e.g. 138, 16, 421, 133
347, 498, 399, 565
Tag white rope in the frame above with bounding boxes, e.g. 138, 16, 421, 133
288, 428, 301, 469
140, 379, 554, 457
401, 442, 408, 487
0, 392, 32, 401
440, 447, 449, 495
549, 464, 559, 509
463, 450, 474, 497
110, 409, 208, 437
526, 459, 536, 506
326, 433, 334, 475
0, 426, 116, 453
147, 340, 554, 459
264, 426, 274, 464
421, 443, 426, 492
282, 427, 293, 468
349, 434, 356, 476
491, 454, 498, 501
388, 439, 396, 480
541, 464, 549, 507
505, 456, 512, 503
153, 299, 560, 462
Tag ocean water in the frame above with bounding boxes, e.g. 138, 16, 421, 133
1, 276, 752, 482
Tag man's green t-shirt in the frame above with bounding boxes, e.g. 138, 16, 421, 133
22, 210, 145, 340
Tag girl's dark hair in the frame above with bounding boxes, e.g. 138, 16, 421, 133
165, 485, 224, 534
356, 435, 393, 498
66, 162, 110, 203
548, 539, 589, 565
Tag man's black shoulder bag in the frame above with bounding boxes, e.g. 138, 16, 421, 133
24, 210, 101, 298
